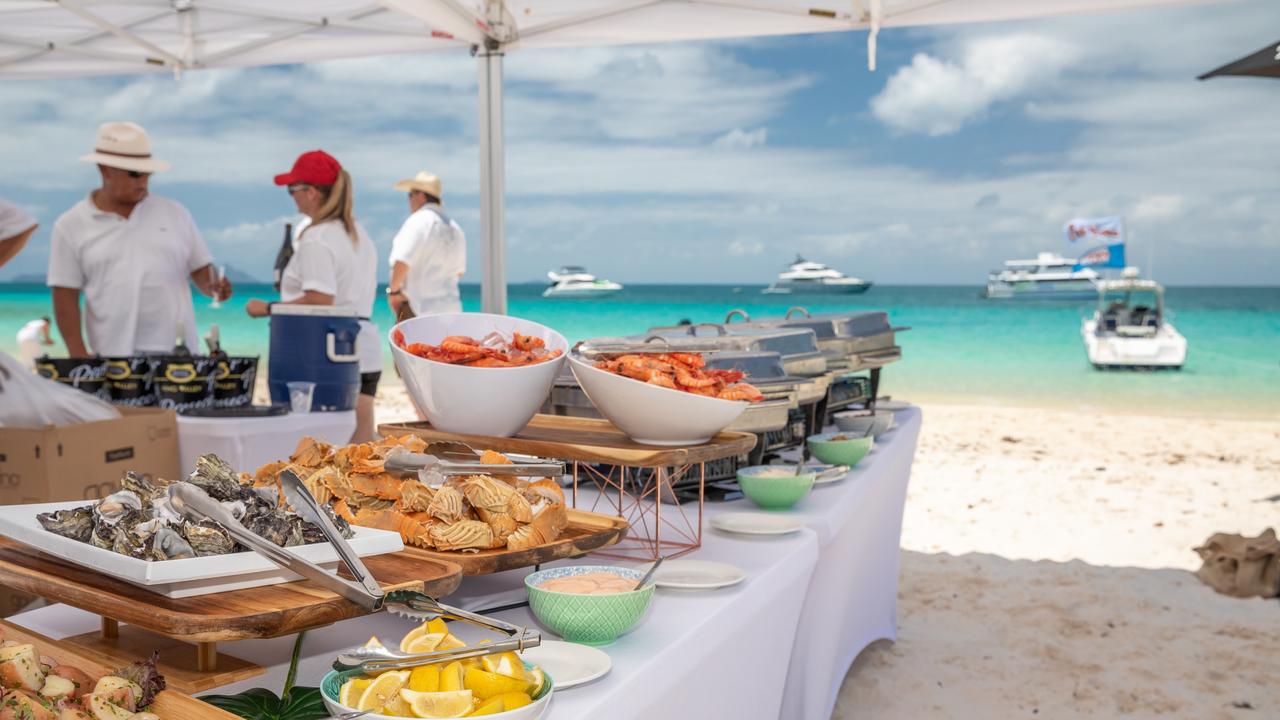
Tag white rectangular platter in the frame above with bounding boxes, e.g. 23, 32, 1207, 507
0, 500, 404, 598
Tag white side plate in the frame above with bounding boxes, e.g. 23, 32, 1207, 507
710, 512, 805, 536
0, 500, 404, 598
653, 560, 746, 590
520, 641, 611, 689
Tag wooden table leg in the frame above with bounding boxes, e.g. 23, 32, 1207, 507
101, 617, 118, 640
197, 642, 218, 672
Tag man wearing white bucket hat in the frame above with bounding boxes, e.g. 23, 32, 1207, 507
48, 122, 232, 357
385, 170, 466, 321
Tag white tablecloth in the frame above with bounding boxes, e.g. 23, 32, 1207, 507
11, 406, 922, 720
176, 411, 356, 473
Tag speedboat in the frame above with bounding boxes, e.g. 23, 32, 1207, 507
763, 256, 872, 295
1081, 269, 1186, 370
542, 266, 623, 298
984, 252, 1099, 300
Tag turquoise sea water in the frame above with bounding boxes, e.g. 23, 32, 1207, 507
2, 283, 1277, 418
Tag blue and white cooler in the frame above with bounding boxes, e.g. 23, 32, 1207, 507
268, 305, 362, 411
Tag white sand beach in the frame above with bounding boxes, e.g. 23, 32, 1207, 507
371, 385, 1280, 718
833, 403, 1280, 720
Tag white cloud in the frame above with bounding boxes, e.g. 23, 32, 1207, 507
713, 128, 767, 149
728, 239, 764, 256
1130, 194, 1185, 222
209, 214, 301, 245
871, 35, 1081, 136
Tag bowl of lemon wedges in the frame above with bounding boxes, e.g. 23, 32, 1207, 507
322, 618, 553, 719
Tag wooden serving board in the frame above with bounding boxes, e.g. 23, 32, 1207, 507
379, 414, 757, 467
0, 620, 242, 719
401, 508, 628, 575
0, 539, 462, 642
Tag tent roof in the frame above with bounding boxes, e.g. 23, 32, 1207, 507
1198, 39, 1280, 80
0, 0, 1213, 79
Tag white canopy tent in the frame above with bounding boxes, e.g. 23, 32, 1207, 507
0, 0, 1205, 313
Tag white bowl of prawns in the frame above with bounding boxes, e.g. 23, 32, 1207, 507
567, 351, 760, 446
390, 312, 568, 437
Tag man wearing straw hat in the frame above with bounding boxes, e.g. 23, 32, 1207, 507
385, 171, 466, 321
48, 122, 232, 357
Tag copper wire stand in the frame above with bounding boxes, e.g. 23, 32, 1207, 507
379, 415, 758, 564
572, 461, 705, 562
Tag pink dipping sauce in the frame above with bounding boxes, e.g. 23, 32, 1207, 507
539, 572, 636, 595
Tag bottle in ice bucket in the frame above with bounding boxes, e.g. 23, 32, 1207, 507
267, 305, 360, 412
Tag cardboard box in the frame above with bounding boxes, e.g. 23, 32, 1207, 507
0, 407, 180, 505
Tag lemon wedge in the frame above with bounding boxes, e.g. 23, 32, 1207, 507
398, 689, 474, 718
401, 632, 446, 654
466, 697, 505, 716
338, 678, 371, 708
382, 693, 415, 717
463, 667, 530, 700
356, 670, 410, 712
408, 664, 441, 693
364, 635, 386, 650
437, 634, 467, 651
492, 691, 532, 709
439, 661, 465, 692
525, 667, 547, 697
425, 618, 448, 636
480, 651, 527, 682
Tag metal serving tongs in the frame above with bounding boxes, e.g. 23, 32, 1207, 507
167, 471, 540, 674
574, 335, 724, 360
383, 446, 565, 479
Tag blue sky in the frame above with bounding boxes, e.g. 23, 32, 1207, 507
1, 0, 1277, 286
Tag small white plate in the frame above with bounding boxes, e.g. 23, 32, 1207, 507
806, 464, 850, 486
653, 560, 746, 590
520, 641, 611, 689
711, 512, 805, 536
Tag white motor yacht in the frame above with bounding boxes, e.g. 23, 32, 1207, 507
763, 256, 872, 295
543, 266, 624, 298
1082, 269, 1186, 370
984, 252, 1099, 300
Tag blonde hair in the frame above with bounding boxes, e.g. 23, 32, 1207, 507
301, 169, 357, 243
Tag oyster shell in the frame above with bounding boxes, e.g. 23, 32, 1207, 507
149, 527, 196, 560
189, 454, 243, 501
183, 520, 236, 556
95, 490, 142, 525
121, 472, 171, 504
36, 506, 94, 543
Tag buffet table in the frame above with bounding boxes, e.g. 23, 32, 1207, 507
176, 410, 356, 473
10, 406, 922, 720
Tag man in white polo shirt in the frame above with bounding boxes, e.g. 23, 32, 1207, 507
48, 122, 231, 357
385, 171, 466, 321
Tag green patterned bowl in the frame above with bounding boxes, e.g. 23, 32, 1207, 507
807, 431, 874, 467
525, 565, 654, 646
737, 465, 816, 510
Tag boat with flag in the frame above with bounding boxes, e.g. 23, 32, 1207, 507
983, 216, 1127, 300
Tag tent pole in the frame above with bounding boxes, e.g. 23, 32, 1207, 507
476, 42, 507, 315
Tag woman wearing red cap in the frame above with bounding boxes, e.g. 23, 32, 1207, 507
246, 150, 381, 442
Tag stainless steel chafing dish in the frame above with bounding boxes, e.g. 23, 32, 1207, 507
644, 323, 830, 380
722, 307, 908, 371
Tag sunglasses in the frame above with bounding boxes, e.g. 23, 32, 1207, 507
287, 184, 311, 195
126, 170, 150, 179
